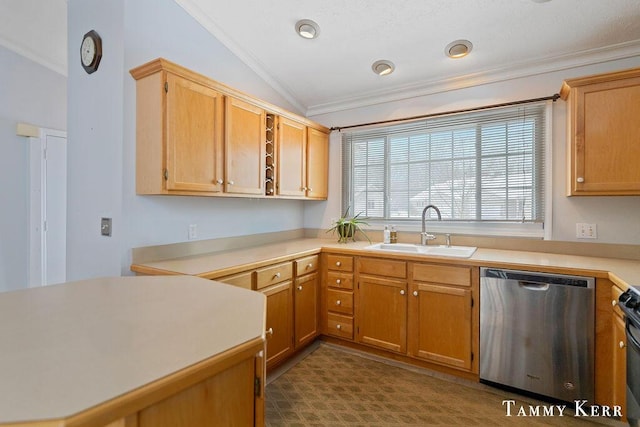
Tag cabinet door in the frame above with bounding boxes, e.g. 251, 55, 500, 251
294, 273, 318, 348
225, 97, 266, 195
262, 281, 293, 368
409, 283, 472, 370
277, 117, 307, 197
357, 275, 407, 353
306, 127, 329, 199
165, 73, 224, 193
569, 76, 640, 195
612, 314, 627, 413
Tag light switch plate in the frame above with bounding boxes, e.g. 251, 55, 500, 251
101, 217, 112, 237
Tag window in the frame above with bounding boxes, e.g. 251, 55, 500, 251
341, 101, 550, 237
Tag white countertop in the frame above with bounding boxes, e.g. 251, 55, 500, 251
132, 238, 640, 289
0, 275, 265, 424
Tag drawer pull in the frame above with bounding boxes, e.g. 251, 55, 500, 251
307, 263, 313, 269
336, 261, 342, 267
297, 285, 303, 291
266, 327, 273, 336
336, 279, 341, 284
336, 324, 341, 330
273, 272, 281, 279
336, 300, 341, 306
577, 177, 584, 183
619, 341, 625, 349
612, 300, 617, 307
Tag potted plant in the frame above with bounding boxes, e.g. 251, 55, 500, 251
327, 208, 370, 243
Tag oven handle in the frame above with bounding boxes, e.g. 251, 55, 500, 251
627, 318, 640, 350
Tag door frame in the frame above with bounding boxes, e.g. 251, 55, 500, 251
26, 126, 67, 287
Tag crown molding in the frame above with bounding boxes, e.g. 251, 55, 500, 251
0, 35, 67, 77
306, 40, 640, 117
173, 0, 306, 114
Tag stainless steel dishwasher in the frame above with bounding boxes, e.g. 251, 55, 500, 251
480, 267, 595, 403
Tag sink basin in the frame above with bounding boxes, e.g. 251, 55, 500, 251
365, 243, 477, 258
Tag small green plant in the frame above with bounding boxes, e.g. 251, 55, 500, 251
327, 207, 370, 243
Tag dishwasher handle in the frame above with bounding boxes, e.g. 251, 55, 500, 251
519, 281, 550, 291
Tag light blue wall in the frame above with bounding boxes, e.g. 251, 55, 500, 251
67, 0, 308, 280
0, 46, 66, 292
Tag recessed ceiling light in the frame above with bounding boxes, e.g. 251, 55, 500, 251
295, 19, 320, 39
372, 60, 395, 76
445, 40, 473, 59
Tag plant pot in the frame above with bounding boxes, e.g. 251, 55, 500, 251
337, 223, 356, 243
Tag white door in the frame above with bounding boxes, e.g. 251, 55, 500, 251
29, 129, 67, 286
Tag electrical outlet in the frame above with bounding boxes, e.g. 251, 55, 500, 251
188, 224, 198, 240
576, 223, 597, 239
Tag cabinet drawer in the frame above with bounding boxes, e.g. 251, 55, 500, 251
255, 262, 293, 289
412, 263, 471, 287
326, 254, 353, 272
358, 257, 406, 279
327, 271, 353, 290
327, 313, 353, 340
326, 289, 353, 315
216, 271, 253, 289
295, 255, 319, 276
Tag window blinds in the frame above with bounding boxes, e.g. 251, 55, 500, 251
342, 101, 549, 225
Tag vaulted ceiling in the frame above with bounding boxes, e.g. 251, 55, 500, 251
2, 0, 640, 115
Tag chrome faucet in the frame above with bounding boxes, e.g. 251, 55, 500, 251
421, 204, 441, 245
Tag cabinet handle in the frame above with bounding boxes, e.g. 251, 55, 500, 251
336, 324, 341, 330
400, 290, 405, 295
612, 300, 617, 307
307, 263, 313, 269
336, 261, 341, 267
308, 188, 313, 192
216, 178, 223, 184
577, 177, 584, 183
266, 327, 273, 336
336, 279, 341, 284
297, 285, 303, 291
336, 300, 341, 305
228, 180, 234, 185
301, 186, 308, 191
619, 341, 625, 349
413, 291, 418, 297
273, 272, 281, 279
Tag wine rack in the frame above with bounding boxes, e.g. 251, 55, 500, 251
265, 114, 275, 196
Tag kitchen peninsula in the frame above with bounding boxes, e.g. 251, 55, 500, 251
0, 276, 266, 427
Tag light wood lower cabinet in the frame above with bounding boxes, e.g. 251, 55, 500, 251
262, 281, 293, 368
294, 272, 318, 348
611, 284, 627, 418
356, 258, 408, 353
409, 263, 475, 372
322, 254, 355, 340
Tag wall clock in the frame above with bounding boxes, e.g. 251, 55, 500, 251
80, 30, 102, 74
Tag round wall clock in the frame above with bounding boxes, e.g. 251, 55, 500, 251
80, 30, 102, 74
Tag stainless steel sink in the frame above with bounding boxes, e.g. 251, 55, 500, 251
365, 243, 477, 258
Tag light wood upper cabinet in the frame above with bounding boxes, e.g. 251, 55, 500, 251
561, 67, 640, 196
306, 127, 330, 200
277, 117, 307, 197
131, 64, 224, 195
225, 97, 266, 195
277, 118, 329, 200
130, 58, 329, 200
